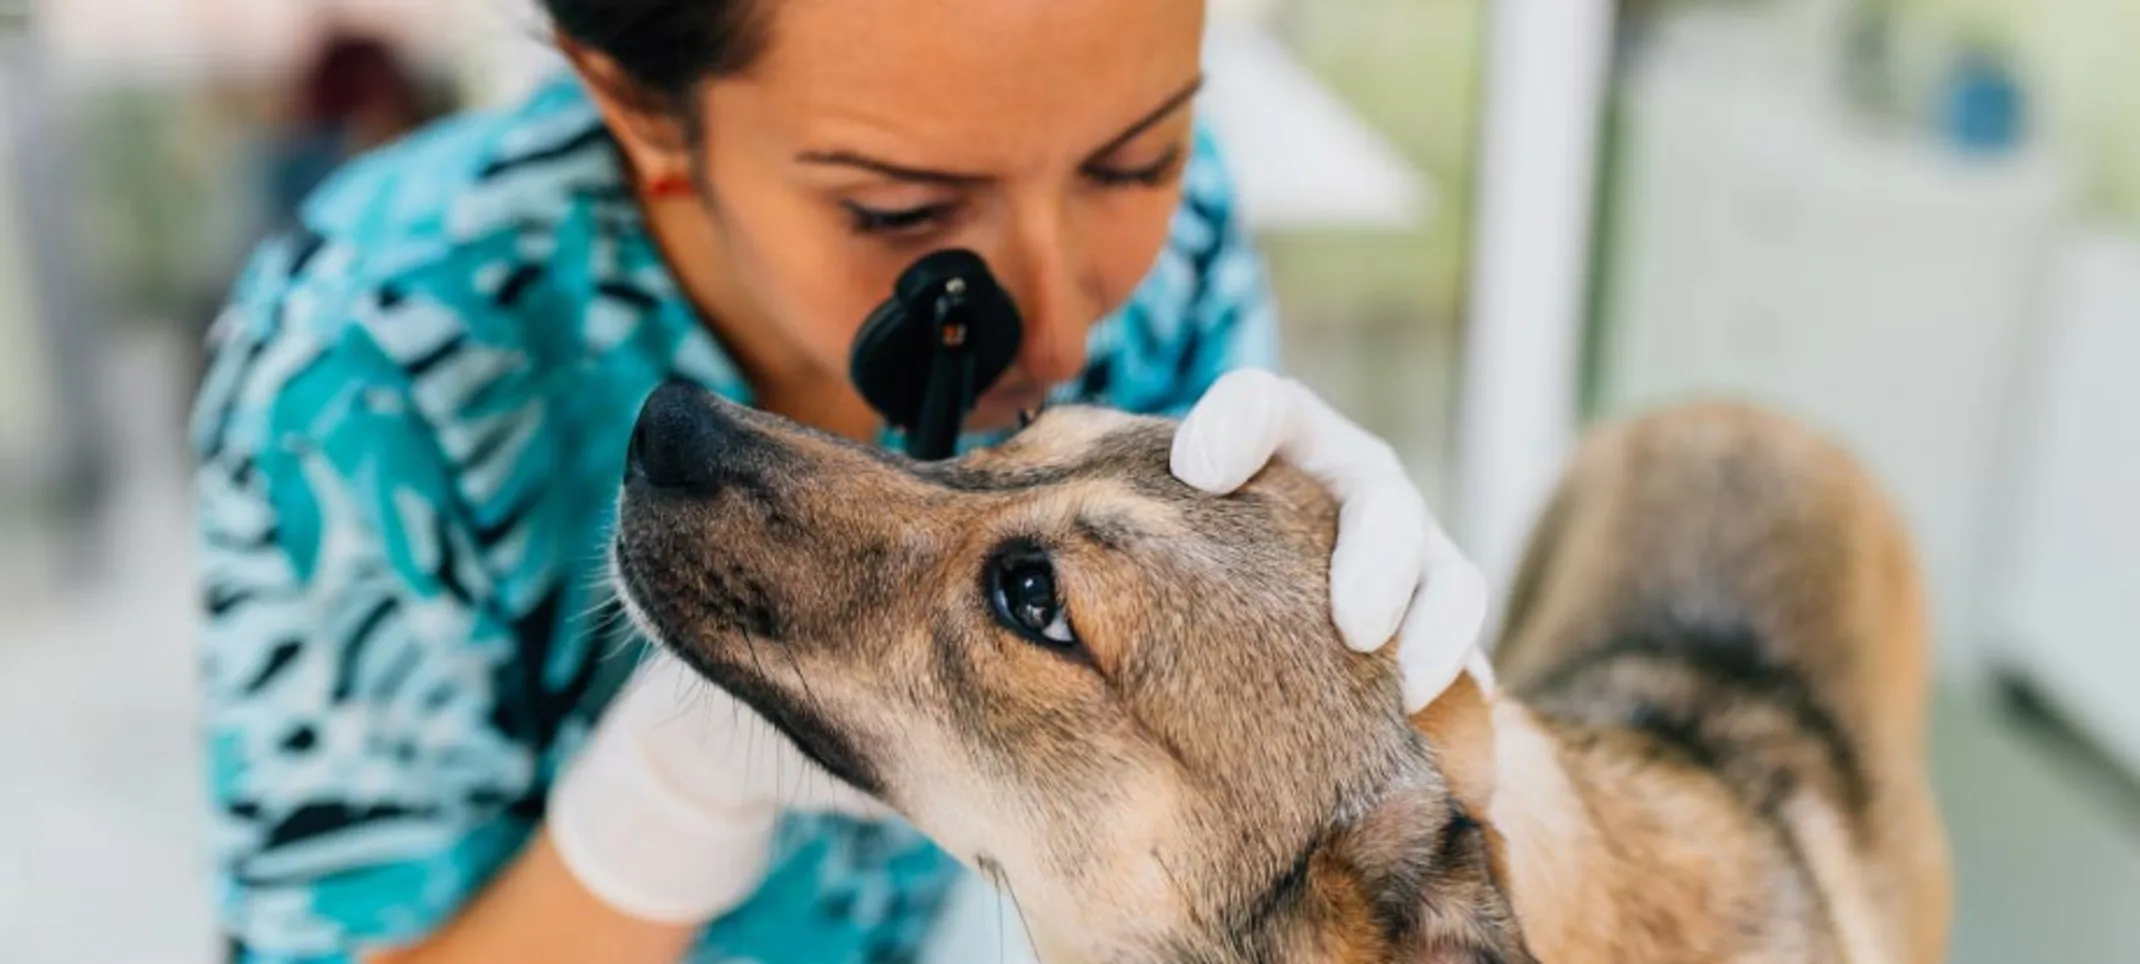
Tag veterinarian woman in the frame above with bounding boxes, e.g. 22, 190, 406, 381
192, 2, 1487, 961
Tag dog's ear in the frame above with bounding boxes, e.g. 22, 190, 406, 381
1306, 671, 1534, 963
1411, 671, 1496, 818
1313, 777, 1537, 964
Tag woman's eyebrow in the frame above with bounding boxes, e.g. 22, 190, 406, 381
793, 151, 993, 186
1081, 76, 1203, 164
793, 75, 1204, 184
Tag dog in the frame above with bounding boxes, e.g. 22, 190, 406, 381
611, 382, 1950, 963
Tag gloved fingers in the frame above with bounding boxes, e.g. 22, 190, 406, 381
1394, 552, 1492, 713
1329, 477, 1431, 652
1171, 368, 1296, 494
1170, 368, 1493, 711
1264, 377, 1411, 503
1174, 369, 1416, 506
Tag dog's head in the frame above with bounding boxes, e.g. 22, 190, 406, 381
612, 383, 1531, 963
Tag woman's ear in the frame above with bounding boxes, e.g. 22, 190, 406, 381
556, 35, 695, 182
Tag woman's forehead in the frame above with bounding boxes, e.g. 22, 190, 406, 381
725, 0, 1206, 165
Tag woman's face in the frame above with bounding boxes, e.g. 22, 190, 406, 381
597, 0, 1208, 429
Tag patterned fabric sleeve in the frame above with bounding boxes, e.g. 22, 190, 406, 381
1174, 124, 1283, 396
1083, 125, 1282, 417
192, 233, 539, 961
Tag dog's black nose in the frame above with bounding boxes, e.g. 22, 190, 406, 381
627, 382, 752, 491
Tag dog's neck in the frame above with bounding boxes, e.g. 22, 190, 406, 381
1482, 698, 1851, 964
1482, 700, 1620, 964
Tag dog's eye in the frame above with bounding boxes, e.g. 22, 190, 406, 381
988, 548, 1077, 649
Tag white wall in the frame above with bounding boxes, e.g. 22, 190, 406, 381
37, 0, 311, 78
34, 0, 480, 80
1592, 24, 2073, 675
1986, 231, 2140, 773
1455, 0, 1615, 598
0, 95, 54, 467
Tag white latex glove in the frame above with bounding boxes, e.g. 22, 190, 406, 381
1172, 369, 1494, 712
549, 650, 889, 923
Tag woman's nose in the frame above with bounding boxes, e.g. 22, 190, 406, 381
997, 211, 1096, 387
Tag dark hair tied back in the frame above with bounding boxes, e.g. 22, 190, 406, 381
541, 0, 767, 101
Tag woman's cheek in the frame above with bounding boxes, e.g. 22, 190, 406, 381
1087, 187, 1185, 307
772, 226, 909, 362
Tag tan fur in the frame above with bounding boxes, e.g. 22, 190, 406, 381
612, 387, 1949, 963
1490, 403, 1950, 964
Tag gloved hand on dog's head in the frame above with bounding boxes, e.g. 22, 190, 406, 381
1171, 368, 1494, 713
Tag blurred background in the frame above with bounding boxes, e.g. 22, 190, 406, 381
1, 0, 2135, 961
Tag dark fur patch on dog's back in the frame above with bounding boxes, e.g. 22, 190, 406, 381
1492, 404, 1901, 832
1520, 623, 1871, 823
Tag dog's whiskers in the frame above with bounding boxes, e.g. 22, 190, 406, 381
980, 857, 1043, 963
596, 624, 642, 664
736, 629, 796, 807
581, 600, 637, 653
768, 630, 838, 812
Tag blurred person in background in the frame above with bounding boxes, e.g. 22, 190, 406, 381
191, 2, 1486, 962
265, 29, 434, 230
186, 30, 443, 389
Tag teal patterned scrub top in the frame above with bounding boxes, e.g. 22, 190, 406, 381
192, 75, 1277, 963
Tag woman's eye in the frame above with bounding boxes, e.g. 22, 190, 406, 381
842, 200, 955, 236
988, 549, 1078, 649
1083, 143, 1186, 188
